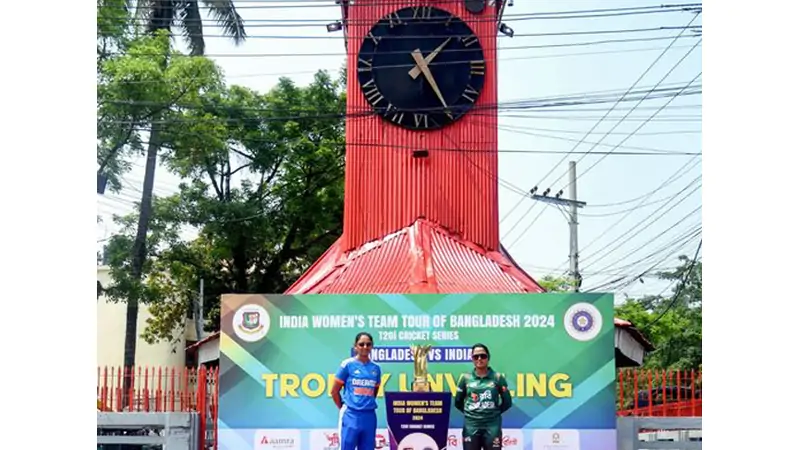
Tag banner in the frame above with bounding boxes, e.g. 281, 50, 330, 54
218, 293, 616, 450
385, 392, 451, 450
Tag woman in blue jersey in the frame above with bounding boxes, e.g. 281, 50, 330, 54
331, 332, 383, 450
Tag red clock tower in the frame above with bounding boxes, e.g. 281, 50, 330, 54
286, 0, 545, 294
184, 1, 651, 368
342, 0, 500, 251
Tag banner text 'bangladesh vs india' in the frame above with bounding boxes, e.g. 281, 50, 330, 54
218, 293, 616, 450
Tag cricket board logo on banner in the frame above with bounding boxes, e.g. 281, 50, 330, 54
310, 430, 340, 450
233, 303, 271, 342
254, 429, 300, 450
447, 429, 461, 450
375, 429, 389, 449
531, 429, 580, 450
448, 429, 521, 450
502, 429, 523, 450
563, 302, 603, 342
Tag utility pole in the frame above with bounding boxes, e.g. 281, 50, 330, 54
529, 161, 586, 291
567, 161, 580, 292
194, 279, 205, 340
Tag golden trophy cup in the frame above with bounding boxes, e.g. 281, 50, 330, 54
410, 344, 433, 392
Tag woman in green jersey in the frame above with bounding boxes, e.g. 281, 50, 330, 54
454, 343, 513, 450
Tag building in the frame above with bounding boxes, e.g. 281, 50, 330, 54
96, 265, 197, 368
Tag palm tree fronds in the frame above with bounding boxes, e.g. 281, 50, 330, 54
133, 0, 154, 24
203, 0, 246, 45
144, 0, 177, 34
180, 1, 206, 56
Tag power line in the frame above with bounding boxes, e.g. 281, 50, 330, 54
583, 159, 699, 209
102, 34, 701, 58
640, 239, 702, 330
138, 6, 697, 27
588, 223, 701, 281
586, 205, 701, 278
173, 44, 703, 82
573, 157, 701, 254
492, 12, 700, 233
115, 1, 701, 14
504, 207, 548, 249
583, 225, 701, 292
553, 49, 702, 193
118, 26, 701, 40
100, 84, 701, 123
577, 196, 678, 218
496, 122, 700, 155
529, 13, 700, 192
519, 261, 690, 278
580, 178, 701, 267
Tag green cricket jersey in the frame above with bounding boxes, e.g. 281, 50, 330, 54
454, 367, 513, 426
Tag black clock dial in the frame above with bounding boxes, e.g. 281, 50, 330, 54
356, 6, 486, 131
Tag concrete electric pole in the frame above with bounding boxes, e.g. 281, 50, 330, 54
531, 161, 586, 291
568, 161, 580, 292
194, 279, 205, 340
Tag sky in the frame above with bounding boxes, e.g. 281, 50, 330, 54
97, 0, 703, 302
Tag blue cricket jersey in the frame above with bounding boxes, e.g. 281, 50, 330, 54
335, 357, 382, 411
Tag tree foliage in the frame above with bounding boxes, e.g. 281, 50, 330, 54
97, 31, 222, 192
97, 0, 132, 63
104, 71, 347, 345
98, 0, 252, 390
540, 255, 702, 369
615, 256, 702, 369
538, 275, 575, 292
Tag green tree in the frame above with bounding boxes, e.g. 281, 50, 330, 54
98, 34, 223, 384
615, 255, 702, 369
97, 0, 132, 64
538, 256, 702, 369
97, 0, 247, 396
538, 275, 575, 292
105, 71, 346, 345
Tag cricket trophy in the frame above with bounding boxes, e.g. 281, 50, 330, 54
384, 343, 451, 450
410, 344, 433, 392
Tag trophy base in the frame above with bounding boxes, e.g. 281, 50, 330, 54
412, 378, 431, 392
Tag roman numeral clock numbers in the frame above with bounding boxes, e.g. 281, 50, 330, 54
387, 11, 403, 28
470, 60, 486, 76
462, 85, 480, 103
367, 31, 381, 45
355, 6, 486, 131
357, 58, 373, 73
385, 104, 404, 125
461, 34, 479, 47
361, 79, 385, 106
412, 6, 433, 20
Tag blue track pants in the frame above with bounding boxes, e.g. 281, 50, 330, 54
339, 405, 377, 450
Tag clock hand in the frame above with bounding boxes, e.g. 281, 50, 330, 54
408, 37, 452, 80
411, 49, 452, 118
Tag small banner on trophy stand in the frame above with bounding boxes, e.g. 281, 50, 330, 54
385, 391, 452, 450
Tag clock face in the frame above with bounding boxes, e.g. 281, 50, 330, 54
356, 6, 486, 131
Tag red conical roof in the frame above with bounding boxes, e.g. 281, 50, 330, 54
284, 218, 654, 367
286, 219, 544, 294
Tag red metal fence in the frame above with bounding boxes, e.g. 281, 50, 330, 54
97, 367, 702, 448
96, 366, 219, 448
617, 368, 703, 417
